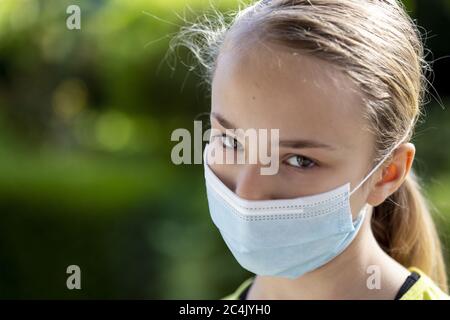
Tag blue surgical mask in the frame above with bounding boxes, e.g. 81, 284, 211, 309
203, 126, 412, 279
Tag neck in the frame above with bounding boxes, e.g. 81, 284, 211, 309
247, 206, 410, 300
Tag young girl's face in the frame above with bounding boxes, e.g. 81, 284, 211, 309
209, 42, 377, 217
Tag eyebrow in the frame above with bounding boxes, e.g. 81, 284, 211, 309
211, 112, 235, 130
211, 112, 336, 150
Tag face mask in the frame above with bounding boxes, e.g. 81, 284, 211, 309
203, 125, 413, 279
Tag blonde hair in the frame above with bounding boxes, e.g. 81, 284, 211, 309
173, 0, 448, 291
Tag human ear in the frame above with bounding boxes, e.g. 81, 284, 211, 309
366, 143, 416, 207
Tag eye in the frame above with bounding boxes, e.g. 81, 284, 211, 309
220, 134, 243, 151
285, 155, 316, 169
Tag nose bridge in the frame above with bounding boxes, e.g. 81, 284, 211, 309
234, 163, 274, 201
243, 129, 274, 164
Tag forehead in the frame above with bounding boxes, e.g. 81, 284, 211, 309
211, 41, 370, 150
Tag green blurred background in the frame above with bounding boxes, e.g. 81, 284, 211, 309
0, 0, 449, 299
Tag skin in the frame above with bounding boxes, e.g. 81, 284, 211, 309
208, 39, 416, 300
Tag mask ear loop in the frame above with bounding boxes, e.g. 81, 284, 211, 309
349, 119, 415, 197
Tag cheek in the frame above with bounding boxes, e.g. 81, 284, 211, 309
207, 141, 239, 192
275, 161, 346, 197
210, 165, 239, 193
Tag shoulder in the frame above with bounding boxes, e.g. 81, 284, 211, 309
400, 267, 450, 300
221, 277, 255, 300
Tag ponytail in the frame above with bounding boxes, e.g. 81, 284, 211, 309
372, 169, 448, 292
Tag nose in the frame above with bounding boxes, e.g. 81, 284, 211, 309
234, 164, 276, 201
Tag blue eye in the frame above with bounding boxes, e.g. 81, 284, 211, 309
286, 155, 316, 169
220, 134, 243, 151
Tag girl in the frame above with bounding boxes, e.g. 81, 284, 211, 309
176, 0, 450, 299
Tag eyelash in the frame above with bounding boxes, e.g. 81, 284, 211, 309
283, 154, 317, 170
212, 133, 318, 171
218, 133, 244, 150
